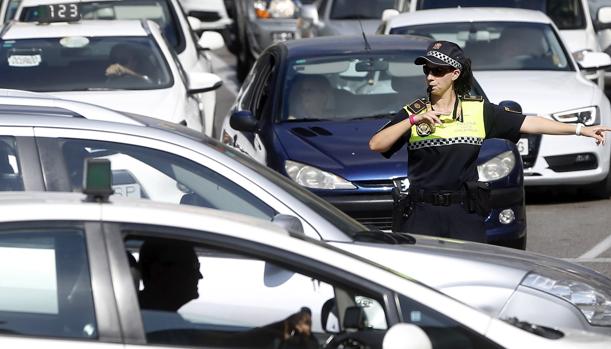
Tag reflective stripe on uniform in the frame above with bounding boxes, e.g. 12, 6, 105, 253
408, 99, 485, 150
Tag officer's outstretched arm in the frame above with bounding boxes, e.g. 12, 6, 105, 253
521, 115, 611, 145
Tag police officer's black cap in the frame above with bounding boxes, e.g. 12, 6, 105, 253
414, 41, 465, 70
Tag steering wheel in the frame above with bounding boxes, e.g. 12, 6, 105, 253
324, 332, 371, 349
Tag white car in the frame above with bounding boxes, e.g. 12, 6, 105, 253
382, 8, 611, 196
396, 0, 611, 89
2, 0, 225, 137
1, 187, 611, 348
179, 0, 232, 33
0, 19, 222, 131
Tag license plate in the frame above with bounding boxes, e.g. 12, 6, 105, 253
517, 138, 529, 156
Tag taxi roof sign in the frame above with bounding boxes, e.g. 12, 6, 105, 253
83, 158, 113, 202
37, 3, 81, 23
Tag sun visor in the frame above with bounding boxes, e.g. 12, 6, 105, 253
292, 61, 350, 74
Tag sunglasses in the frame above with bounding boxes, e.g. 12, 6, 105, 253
423, 66, 454, 77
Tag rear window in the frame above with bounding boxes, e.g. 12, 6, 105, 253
417, 0, 586, 30
330, 0, 396, 20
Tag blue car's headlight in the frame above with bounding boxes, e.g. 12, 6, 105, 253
522, 271, 611, 326
477, 150, 515, 182
285, 160, 355, 189
552, 106, 599, 126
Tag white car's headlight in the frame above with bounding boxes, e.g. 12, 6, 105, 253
285, 160, 355, 189
254, 0, 296, 19
551, 106, 600, 126
522, 271, 611, 326
477, 150, 515, 182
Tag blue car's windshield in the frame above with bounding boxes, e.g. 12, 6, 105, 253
390, 22, 573, 72
282, 53, 425, 122
417, 0, 586, 30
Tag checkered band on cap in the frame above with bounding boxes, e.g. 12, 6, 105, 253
427, 50, 463, 70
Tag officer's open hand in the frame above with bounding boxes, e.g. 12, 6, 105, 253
414, 110, 447, 126
582, 125, 611, 145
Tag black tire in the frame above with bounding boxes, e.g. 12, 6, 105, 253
583, 171, 611, 200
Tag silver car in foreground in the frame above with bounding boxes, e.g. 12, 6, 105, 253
0, 97, 610, 336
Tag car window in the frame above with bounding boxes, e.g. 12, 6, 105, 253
416, 0, 586, 30
390, 22, 572, 71
59, 139, 276, 220
397, 294, 504, 349
20, 0, 186, 52
282, 52, 426, 121
0, 227, 97, 339
0, 136, 24, 191
330, 0, 396, 20
0, 36, 173, 92
123, 234, 389, 348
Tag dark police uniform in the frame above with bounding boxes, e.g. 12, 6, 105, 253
379, 96, 525, 242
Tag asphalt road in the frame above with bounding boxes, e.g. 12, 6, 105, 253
209, 47, 611, 280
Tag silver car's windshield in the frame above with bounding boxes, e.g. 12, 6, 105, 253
0, 36, 173, 92
282, 53, 428, 122
20, 0, 183, 49
417, 0, 587, 30
390, 22, 573, 72
330, 0, 396, 19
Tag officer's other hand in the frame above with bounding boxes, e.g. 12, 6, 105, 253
415, 110, 446, 126
583, 125, 611, 145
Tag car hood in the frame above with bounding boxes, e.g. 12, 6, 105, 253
49, 89, 181, 124
330, 234, 609, 292
323, 19, 380, 36
274, 119, 407, 180
473, 71, 597, 114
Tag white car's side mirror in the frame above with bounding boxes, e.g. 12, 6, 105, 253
383, 324, 432, 349
198, 31, 225, 51
598, 7, 611, 25
187, 16, 202, 31
576, 51, 611, 70
381, 9, 399, 22
187, 72, 222, 94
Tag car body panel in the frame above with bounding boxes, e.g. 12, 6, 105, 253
0, 193, 610, 347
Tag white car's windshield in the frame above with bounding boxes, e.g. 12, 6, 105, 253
390, 22, 573, 72
416, 0, 587, 30
330, 0, 396, 20
0, 36, 173, 92
20, 0, 184, 50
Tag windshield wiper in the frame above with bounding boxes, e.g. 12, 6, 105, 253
352, 113, 395, 120
284, 118, 324, 122
352, 230, 416, 245
503, 317, 564, 339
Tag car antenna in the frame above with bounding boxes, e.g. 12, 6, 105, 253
358, 19, 371, 51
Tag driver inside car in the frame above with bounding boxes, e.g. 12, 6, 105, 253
105, 43, 153, 83
134, 238, 322, 348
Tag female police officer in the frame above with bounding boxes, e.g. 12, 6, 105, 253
369, 40, 611, 243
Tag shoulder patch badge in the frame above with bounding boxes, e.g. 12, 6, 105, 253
461, 95, 484, 102
504, 106, 521, 114
405, 98, 427, 114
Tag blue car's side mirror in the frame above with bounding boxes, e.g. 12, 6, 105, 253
499, 100, 523, 114
230, 110, 259, 132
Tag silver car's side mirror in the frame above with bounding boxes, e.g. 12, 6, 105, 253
271, 213, 305, 236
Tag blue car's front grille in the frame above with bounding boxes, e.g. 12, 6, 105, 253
355, 216, 393, 231
354, 180, 394, 188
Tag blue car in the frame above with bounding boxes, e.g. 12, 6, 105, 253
220, 35, 526, 248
